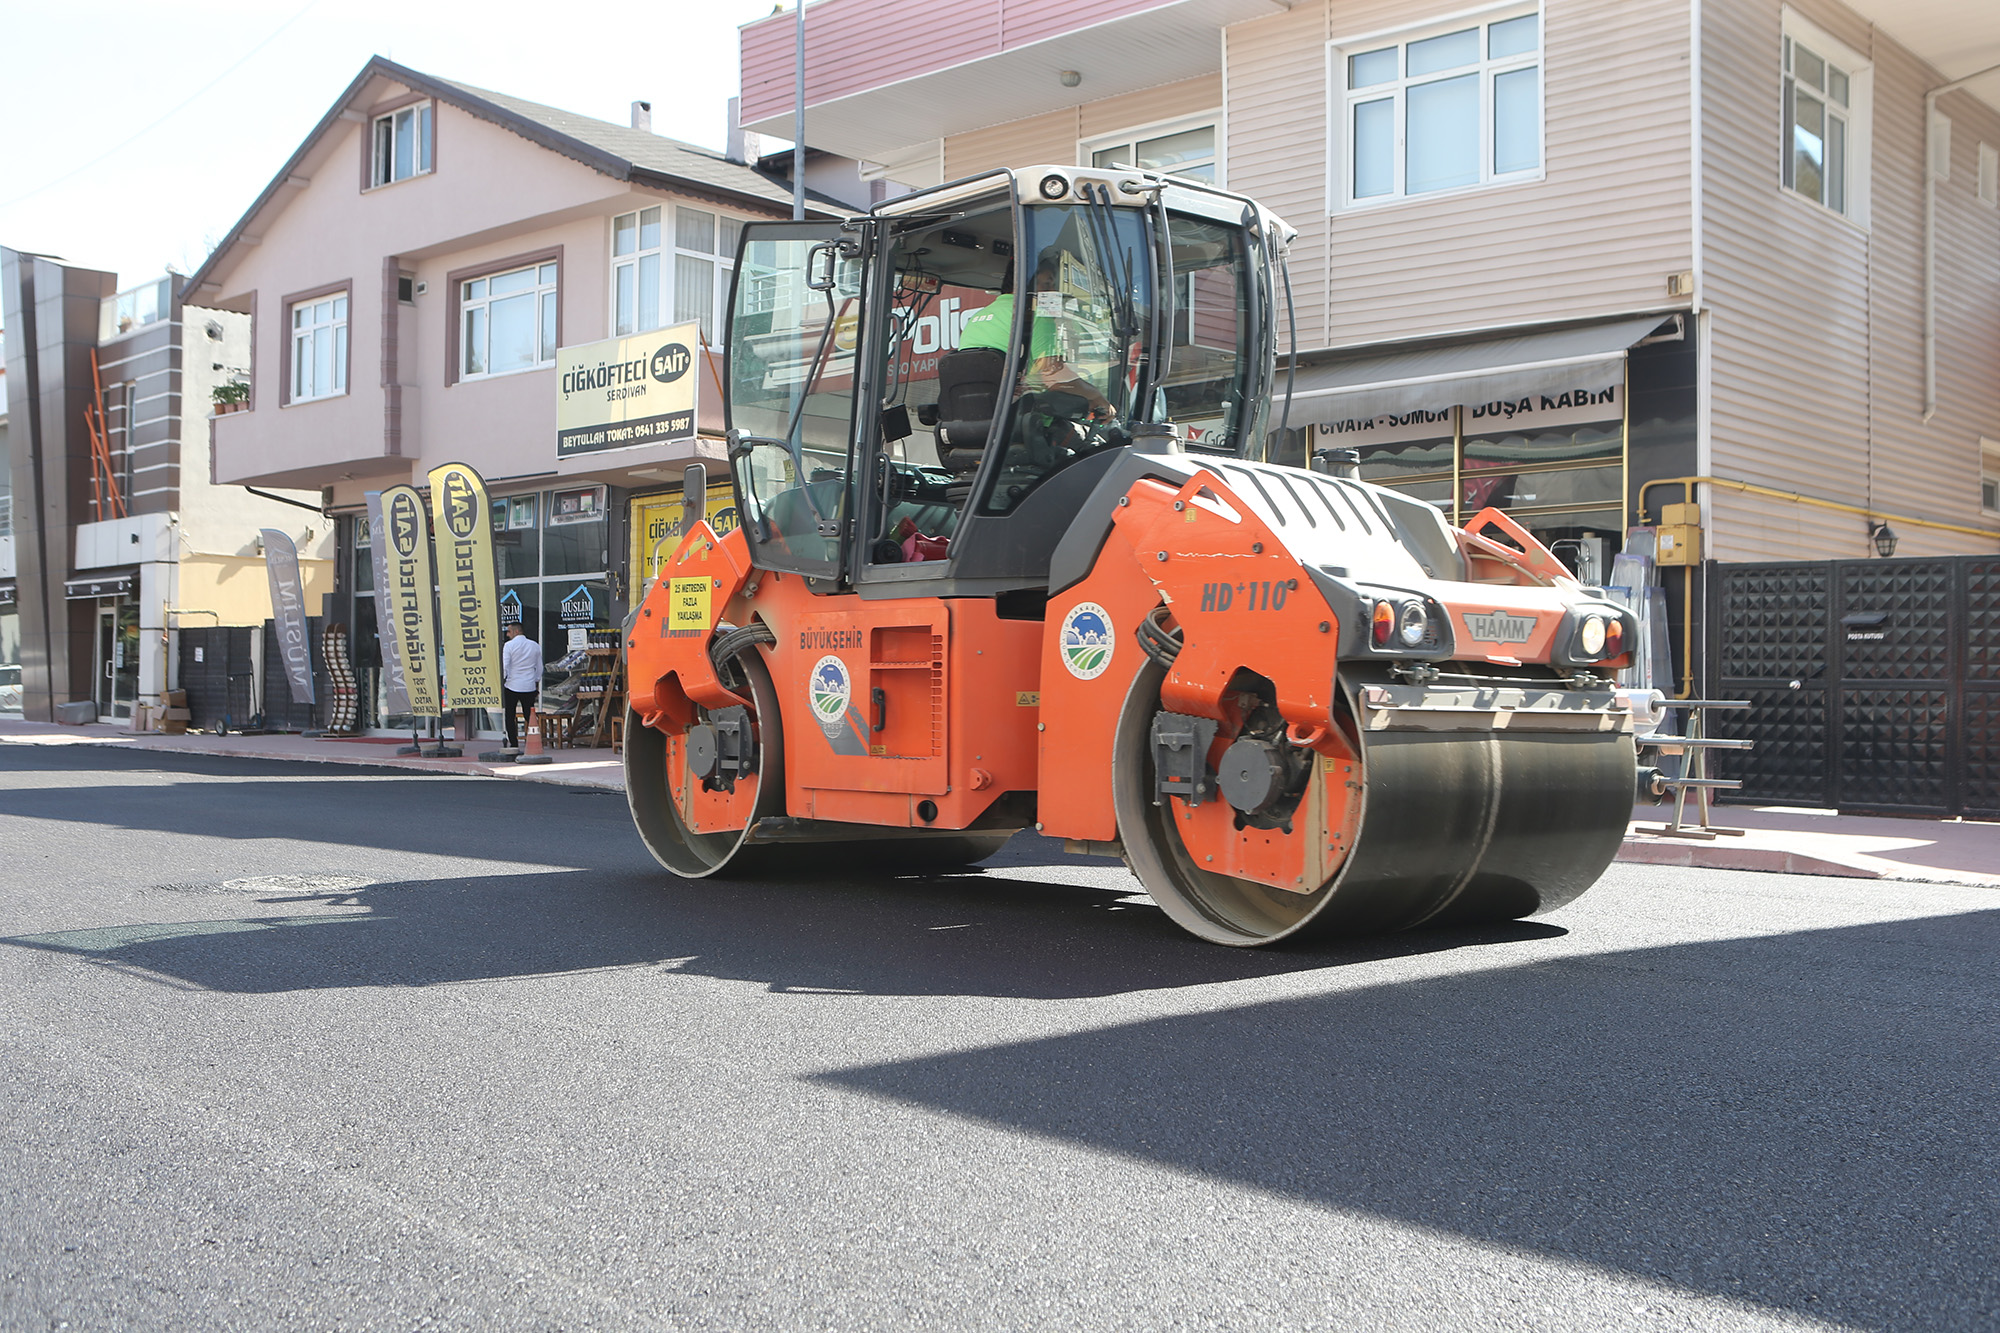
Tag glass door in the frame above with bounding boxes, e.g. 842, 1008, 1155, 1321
96, 602, 139, 721
725, 222, 866, 583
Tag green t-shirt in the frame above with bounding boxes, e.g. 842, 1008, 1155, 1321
957, 295, 1062, 360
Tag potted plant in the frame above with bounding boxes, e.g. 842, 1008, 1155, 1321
212, 380, 250, 415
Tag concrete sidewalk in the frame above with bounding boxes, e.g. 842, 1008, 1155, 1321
0, 718, 623, 790
6, 718, 1995, 888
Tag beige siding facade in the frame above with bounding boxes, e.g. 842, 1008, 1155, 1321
1227, 0, 1693, 351
942, 76, 1222, 180
1703, 0, 2000, 561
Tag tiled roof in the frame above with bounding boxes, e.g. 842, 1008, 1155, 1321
434, 75, 851, 214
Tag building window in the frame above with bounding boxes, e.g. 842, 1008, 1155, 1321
1333, 7, 1541, 207
461, 262, 558, 379
1781, 16, 1870, 223
1979, 144, 1998, 210
373, 103, 433, 187
610, 205, 742, 342
1087, 120, 1218, 183
290, 294, 348, 402
613, 207, 661, 336
1983, 441, 2000, 515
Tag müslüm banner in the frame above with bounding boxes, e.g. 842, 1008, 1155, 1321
379, 484, 440, 718
427, 461, 502, 710
364, 491, 412, 716
259, 528, 315, 704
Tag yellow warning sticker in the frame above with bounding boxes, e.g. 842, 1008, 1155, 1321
1016, 691, 1040, 706
669, 577, 711, 638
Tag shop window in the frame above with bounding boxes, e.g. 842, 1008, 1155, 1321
1086, 119, 1218, 183
461, 262, 558, 379
1333, 8, 1541, 207
609, 204, 742, 342
372, 102, 434, 187
1781, 16, 1871, 224
289, 292, 348, 402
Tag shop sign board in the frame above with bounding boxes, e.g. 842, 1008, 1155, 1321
427, 462, 502, 711
630, 489, 739, 592
556, 322, 699, 458
364, 492, 412, 715
380, 484, 440, 717
259, 527, 315, 704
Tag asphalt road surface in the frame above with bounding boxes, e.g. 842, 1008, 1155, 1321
2, 744, 1996, 1332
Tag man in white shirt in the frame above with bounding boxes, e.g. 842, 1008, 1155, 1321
500, 621, 542, 750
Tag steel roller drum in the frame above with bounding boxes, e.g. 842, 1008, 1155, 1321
1115, 662, 1636, 946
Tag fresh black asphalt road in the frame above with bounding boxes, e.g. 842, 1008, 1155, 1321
2, 743, 1996, 1332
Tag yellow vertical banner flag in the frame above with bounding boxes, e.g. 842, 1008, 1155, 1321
426, 461, 502, 711
379, 485, 440, 718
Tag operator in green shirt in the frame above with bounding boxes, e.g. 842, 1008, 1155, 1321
958, 256, 1116, 422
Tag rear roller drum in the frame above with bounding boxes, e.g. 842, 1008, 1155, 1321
625, 647, 787, 879
1111, 660, 1634, 946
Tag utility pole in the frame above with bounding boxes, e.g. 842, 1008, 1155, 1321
793, 0, 805, 221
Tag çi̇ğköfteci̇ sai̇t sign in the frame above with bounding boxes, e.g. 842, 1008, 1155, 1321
428, 462, 502, 711
378, 484, 440, 717
556, 322, 698, 457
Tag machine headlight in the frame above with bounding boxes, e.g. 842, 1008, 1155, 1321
1579, 615, 1607, 656
1038, 173, 1070, 200
1398, 602, 1429, 648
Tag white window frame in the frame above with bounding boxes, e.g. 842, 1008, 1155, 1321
1978, 143, 1998, 210
1779, 8, 1872, 229
290, 294, 348, 403
610, 203, 744, 344
1079, 113, 1223, 186
460, 262, 559, 381
1982, 439, 2000, 516
371, 101, 434, 188
1327, 2, 1544, 212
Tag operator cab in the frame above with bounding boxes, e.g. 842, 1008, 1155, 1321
722, 166, 1292, 597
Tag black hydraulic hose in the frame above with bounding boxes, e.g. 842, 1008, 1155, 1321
710, 621, 777, 684
1136, 605, 1184, 668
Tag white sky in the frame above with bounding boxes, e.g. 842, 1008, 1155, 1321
0, 0, 794, 289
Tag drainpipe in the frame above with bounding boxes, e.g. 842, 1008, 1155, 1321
1923, 62, 2000, 423
793, 0, 806, 222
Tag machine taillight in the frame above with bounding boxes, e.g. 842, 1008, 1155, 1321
1372, 601, 1395, 646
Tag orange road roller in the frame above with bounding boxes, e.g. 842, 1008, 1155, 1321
623, 165, 1642, 946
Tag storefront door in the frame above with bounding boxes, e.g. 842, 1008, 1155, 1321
95, 602, 139, 721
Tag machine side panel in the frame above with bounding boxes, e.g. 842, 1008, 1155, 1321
1036, 525, 1163, 843
944, 600, 1044, 813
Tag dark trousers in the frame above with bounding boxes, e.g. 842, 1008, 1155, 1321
502, 687, 537, 748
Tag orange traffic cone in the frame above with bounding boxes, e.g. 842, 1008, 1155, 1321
517, 707, 552, 764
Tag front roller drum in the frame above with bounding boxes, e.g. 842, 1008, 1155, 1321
1112, 661, 1634, 946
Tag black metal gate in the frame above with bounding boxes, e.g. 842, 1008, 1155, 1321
177, 626, 256, 733
259, 616, 323, 733
1707, 556, 2000, 816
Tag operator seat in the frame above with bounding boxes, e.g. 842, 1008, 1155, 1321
933, 347, 1006, 475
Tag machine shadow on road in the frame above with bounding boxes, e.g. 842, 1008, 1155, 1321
0, 861, 1562, 1001
814, 906, 2000, 1332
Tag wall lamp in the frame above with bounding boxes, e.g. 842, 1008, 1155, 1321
1869, 520, 1898, 558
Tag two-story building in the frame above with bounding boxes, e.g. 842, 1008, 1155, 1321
180, 57, 848, 734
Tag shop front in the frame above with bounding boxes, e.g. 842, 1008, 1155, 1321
1276, 313, 1696, 583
